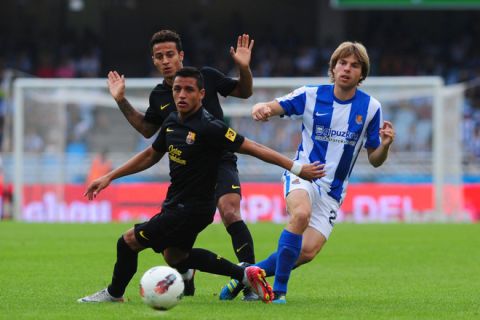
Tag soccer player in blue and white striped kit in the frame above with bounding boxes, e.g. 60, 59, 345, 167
220, 41, 395, 303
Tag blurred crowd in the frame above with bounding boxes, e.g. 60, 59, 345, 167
1, 11, 480, 164
1, 27, 102, 79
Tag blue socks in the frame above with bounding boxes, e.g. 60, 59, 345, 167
255, 229, 303, 294
255, 252, 278, 277
273, 229, 302, 295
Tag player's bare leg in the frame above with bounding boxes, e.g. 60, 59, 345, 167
296, 227, 327, 266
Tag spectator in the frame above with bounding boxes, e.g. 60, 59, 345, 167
56, 55, 76, 78
35, 53, 56, 78
86, 149, 112, 186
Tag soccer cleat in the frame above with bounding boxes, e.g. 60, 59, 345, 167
183, 269, 196, 296
272, 293, 287, 304
238, 262, 259, 301
244, 266, 274, 303
219, 279, 243, 300
77, 288, 124, 303
241, 287, 260, 301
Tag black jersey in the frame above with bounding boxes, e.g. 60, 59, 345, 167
144, 66, 237, 125
152, 107, 245, 213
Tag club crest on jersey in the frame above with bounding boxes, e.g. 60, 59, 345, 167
355, 115, 363, 125
186, 131, 196, 145
225, 128, 237, 142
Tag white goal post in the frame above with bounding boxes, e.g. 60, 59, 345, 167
10, 76, 464, 220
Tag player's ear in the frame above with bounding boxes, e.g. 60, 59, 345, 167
179, 51, 185, 62
200, 88, 205, 99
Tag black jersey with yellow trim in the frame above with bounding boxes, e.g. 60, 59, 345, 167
152, 107, 244, 212
144, 66, 238, 125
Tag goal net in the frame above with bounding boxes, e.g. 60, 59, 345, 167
4, 76, 466, 221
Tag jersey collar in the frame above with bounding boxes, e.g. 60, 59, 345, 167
332, 85, 357, 105
178, 106, 204, 123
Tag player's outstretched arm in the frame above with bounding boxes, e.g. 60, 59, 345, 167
107, 71, 160, 138
84, 146, 164, 200
251, 100, 285, 122
237, 138, 325, 181
229, 34, 254, 98
367, 120, 395, 167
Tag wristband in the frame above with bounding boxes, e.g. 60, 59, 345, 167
290, 161, 302, 176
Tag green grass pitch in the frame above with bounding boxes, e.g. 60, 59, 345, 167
0, 222, 479, 320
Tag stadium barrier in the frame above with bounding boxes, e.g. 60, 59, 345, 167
18, 182, 479, 223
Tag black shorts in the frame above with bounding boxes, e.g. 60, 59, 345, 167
215, 157, 241, 200
134, 206, 214, 253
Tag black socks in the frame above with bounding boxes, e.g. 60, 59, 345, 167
108, 236, 138, 298
227, 220, 255, 264
172, 248, 244, 282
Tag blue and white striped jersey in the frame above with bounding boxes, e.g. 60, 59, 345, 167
277, 84, 383, 203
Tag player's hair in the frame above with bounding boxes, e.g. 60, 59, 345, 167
328, 41, 370, 84
175, 67, 204, 90
150, 30, 183, 52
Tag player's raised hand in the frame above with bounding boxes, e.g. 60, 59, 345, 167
252, 103, 272, 121
380, 120, 395, 146
84, 176, 111, 200
298, 161, 326, 181
230, 34, 254, 68
107, 71, 126, 102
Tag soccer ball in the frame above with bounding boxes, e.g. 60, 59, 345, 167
140, 266, 184, 310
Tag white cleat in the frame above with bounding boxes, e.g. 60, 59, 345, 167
77, 288, 124, 303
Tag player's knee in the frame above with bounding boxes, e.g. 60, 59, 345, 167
289, 208, 311, 230
163, 249, 188, 267
163, 255, 182, 267
217, 197, 241, 225
123, 229, 143, 252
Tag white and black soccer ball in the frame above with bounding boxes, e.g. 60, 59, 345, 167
140, 266, 184, 310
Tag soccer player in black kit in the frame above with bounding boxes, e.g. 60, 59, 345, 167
78, 67, 325, 304
106, 29, 255, 298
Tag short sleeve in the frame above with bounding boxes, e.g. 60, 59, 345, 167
276, 86, 308, 117
204, 119, 245, 152
144, 85, 176, 125
201, 67, 238, 97
144, 108, 165, 125
152, 125, 167, 152
364, 107, 382, 149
